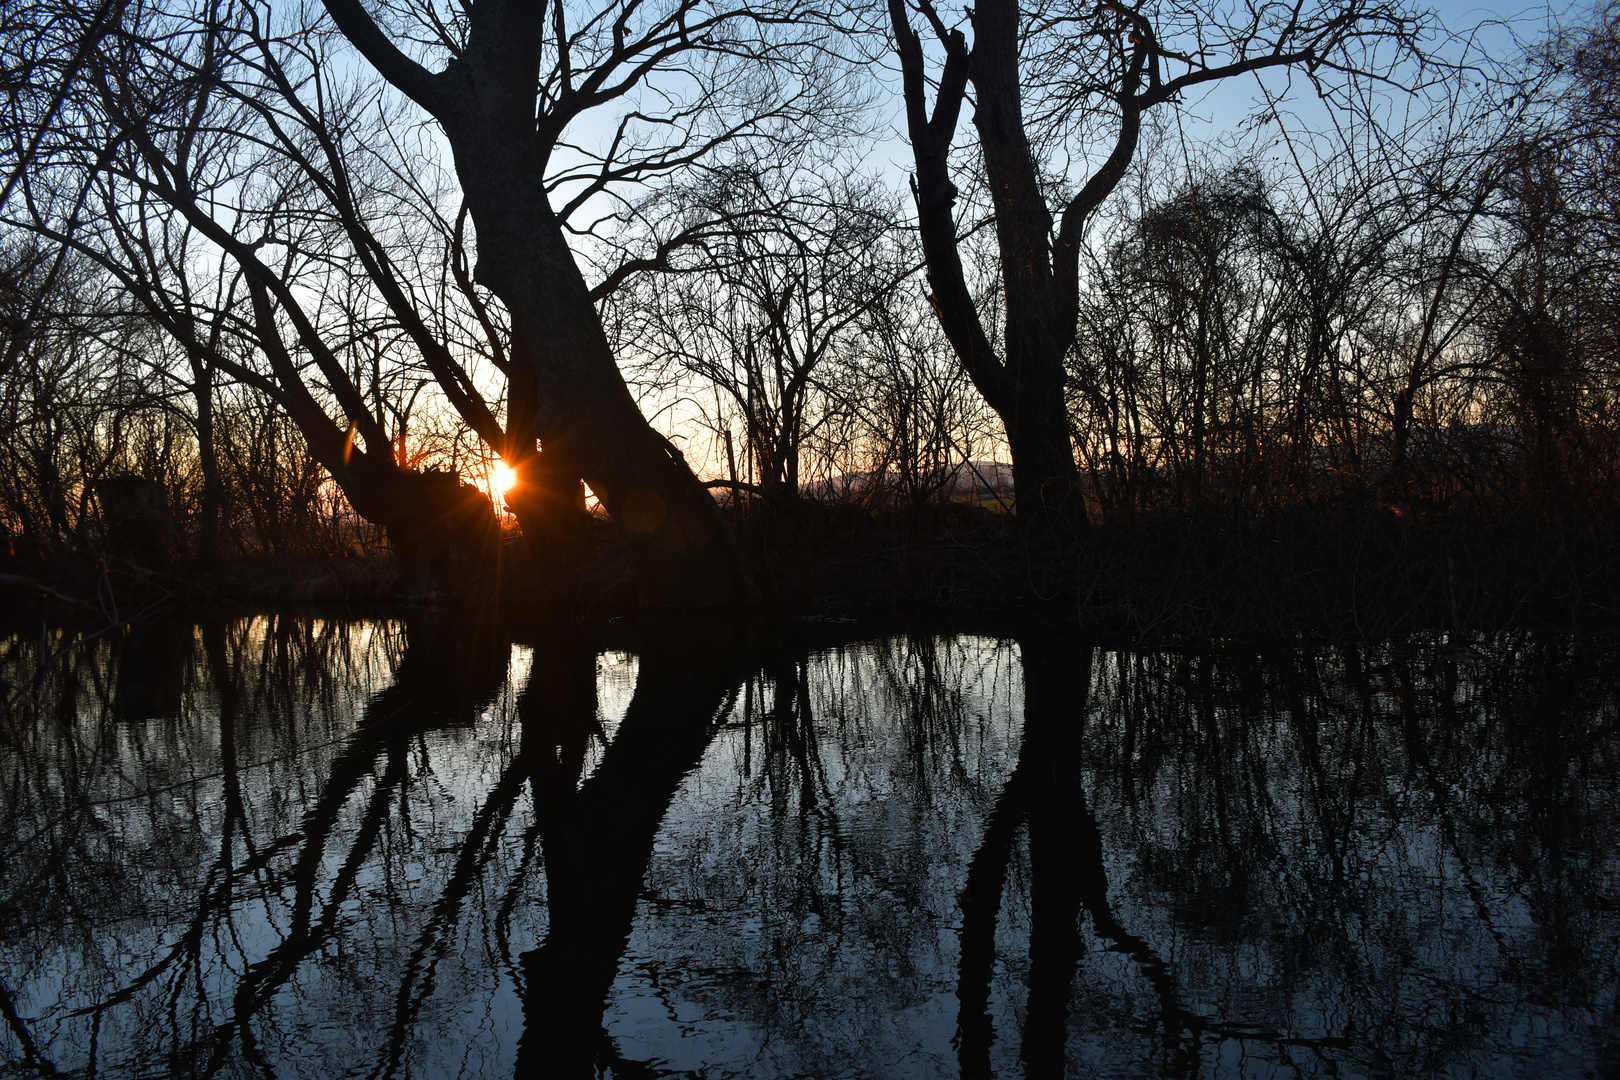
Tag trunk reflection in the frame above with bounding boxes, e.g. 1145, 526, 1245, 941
0, 619, 1613, 1078
517, 622, 747, 1077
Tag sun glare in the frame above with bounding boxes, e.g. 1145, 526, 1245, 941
491, 461, 517, 498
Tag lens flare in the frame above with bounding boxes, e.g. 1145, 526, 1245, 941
491, 461, 517, 497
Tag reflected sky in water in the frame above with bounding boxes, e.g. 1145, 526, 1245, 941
1, 615, 1615, 1078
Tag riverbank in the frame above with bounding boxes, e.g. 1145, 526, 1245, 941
2, 502, 1614, 644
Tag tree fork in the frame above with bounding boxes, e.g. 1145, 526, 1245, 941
322, 0, 760, 608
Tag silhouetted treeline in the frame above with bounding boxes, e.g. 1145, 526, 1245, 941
0, 0, 1615, 624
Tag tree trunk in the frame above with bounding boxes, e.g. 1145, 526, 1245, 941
447, 141, 750, 606
1005, 373, 1085, 542
341, 461, 501, 590
890, 0, 1091, 544
192, 361, 227, 564
500, 356, 592, 584
318, 0, 756, 607
504, 445, 591, 584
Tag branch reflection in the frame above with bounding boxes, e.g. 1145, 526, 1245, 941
0, 620, 1613, 1077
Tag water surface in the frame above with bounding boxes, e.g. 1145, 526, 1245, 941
1, 615, 1616, 1078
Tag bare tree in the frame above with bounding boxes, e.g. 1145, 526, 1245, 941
8, 3, 522, 578
621, 166, 912, 506
888, 0, 1426, 539
314, 0, 860, 603
7, 0, 866, 592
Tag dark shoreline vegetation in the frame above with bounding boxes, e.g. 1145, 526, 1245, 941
3, 484, 1616, 645
4, 0, 1618, 629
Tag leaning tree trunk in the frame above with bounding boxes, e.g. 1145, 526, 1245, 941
241, 279, 503, 594
339, 458, 501, 591
449, 139, 751, 607
268, 392, 501, 591
319, 0, 758, 608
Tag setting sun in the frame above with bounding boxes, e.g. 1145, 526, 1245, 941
490, 461, 517, 498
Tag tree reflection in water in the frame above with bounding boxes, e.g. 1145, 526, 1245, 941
0, 618, 1615, 1078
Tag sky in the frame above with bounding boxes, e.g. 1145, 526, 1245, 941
317, 0, 1587, 485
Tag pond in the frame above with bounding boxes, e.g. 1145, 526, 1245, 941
1, 614, 1616, 1078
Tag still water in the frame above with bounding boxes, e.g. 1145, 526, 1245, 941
0, 614, 1615, 1078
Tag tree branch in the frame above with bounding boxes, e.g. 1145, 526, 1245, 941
318, 0, 444, 113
